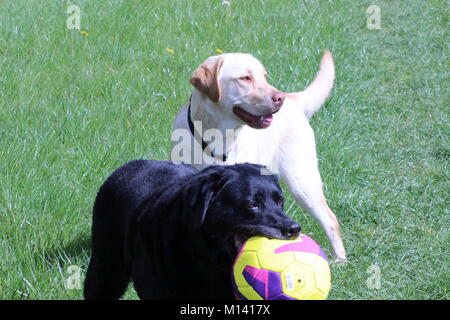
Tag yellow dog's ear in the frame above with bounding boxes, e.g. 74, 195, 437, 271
190, 56, 224, 103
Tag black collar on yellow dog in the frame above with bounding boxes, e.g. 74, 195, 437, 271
187, 95, 227, 162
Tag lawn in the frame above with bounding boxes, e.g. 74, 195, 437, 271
0, 0, 448, 299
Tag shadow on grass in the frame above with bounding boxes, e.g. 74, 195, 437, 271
8, 235, 93, 299
41, 234, 92, 269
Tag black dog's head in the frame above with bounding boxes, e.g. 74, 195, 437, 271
183, 163, 301, 257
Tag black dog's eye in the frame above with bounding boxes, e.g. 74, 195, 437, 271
277, 199, 283, 206
246, 202, 258, 210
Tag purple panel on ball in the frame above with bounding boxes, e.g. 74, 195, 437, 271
272, 293, 297, 300
242, 265, 267, 299
231, 270, 246, 300
267, 268, 285, 299
242, 265, 285, 300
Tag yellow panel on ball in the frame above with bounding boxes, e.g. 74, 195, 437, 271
257, 238, 296, 271
233, 250, 260, 287
281, 261, 317, 300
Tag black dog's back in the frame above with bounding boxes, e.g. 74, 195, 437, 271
84, 160, 196, 299
94, 160, 196, 217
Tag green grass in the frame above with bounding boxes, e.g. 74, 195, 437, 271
0, 0, 448, 299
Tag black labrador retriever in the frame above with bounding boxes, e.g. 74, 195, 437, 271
84, 160, 301, 300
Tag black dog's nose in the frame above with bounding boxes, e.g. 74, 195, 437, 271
282, 223, 301, 239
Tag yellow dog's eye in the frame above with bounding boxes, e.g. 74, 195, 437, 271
239, 75, 252, 81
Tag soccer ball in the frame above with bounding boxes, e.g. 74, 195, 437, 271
232, 235, 331, 300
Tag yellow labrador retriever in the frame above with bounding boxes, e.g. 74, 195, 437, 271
171, 51, 346, 262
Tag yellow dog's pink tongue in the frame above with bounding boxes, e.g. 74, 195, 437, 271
233, 106, 274, 129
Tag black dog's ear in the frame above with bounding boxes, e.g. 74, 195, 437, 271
137, 167, 235, 242
182, 168, 234, 230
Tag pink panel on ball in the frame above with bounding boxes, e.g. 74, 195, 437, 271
273, 235, 328, 262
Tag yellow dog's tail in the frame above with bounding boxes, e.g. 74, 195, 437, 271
287, 50, 335, 120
